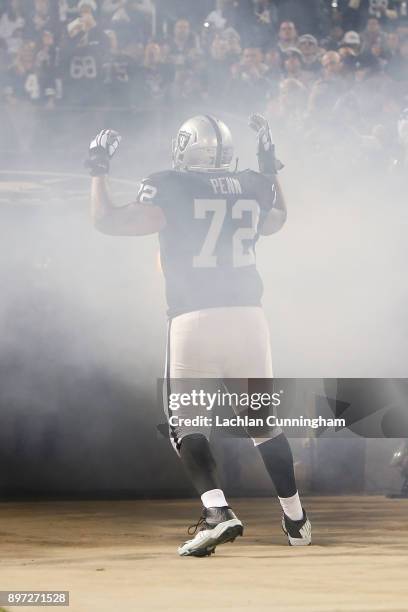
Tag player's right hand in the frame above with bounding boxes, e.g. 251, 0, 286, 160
85, 129, 121, 176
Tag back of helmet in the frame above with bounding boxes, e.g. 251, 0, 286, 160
172, 115, 234, 172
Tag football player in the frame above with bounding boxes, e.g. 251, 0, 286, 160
86, 115, 311, 556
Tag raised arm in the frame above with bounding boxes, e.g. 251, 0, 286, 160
86, 130, 166, 236
248, 114, 287, 235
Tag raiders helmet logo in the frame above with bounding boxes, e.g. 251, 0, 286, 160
177, 130, 191, 152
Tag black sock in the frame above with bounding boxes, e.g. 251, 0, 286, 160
257, 433, 297, 498
179, 434, 221, 496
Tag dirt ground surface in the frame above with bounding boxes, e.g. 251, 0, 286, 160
0, 496, 407, 612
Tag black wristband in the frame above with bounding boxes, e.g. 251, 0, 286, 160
257, 144, 277, 175
85, 147, 110, 176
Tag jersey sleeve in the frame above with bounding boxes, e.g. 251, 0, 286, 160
136, 171, 173, 209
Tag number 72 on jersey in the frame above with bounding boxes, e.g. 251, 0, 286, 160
193, 199, 260, 269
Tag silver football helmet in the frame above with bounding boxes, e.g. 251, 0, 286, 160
172, 115, 234, 172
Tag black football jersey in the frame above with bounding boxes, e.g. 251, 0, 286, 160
137, 169, 277, 318
60, 28, 110, 105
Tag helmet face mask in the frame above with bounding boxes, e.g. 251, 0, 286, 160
172, 115, 234, 172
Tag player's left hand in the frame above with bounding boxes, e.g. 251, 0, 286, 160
86, 129, 122, 176
249, 113, 273, 151
248, 114, 283, 175
249, 113, 270, 136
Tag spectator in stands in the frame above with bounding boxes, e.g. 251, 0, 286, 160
340, 30, 362, 55
370, 35, 389, 70
277, 20, 297, 52
142, 40, 174, 105
264, 45, 281, 79
187, 45, 209, 87
34, 28, 58, 107
385, 29, 400, 57
105, 39, 145, 107
297, 34, 322, 74
0, 0, 25, 55
241, 45, 268, 75
169, 18, 198, 66
307, 50, 346, 121
355, 52, 381, 81
31, 0, 52, 35
366, 0, 399, 22
360, 16, 385, 51
321, 49, 343, 81
60, 3, 110, 105
171, 60, 206, 105
222, 26, 242, 62
206, 34, 234, 100
78, 0, 98, 17
339, 48, 358, 85
338, 43, 358, 64
226, 45, 271, 112
4, 40, 39, 103
282, 48, 307, 85
320, 24, 344, 51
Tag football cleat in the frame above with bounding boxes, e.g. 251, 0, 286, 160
282, 510, 312, 546
178, 506, 243, 557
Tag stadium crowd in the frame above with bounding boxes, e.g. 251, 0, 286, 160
1, 0, 408, 169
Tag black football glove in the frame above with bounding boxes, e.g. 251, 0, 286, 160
248, 113, 284, 175
85, 129, 121, 176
